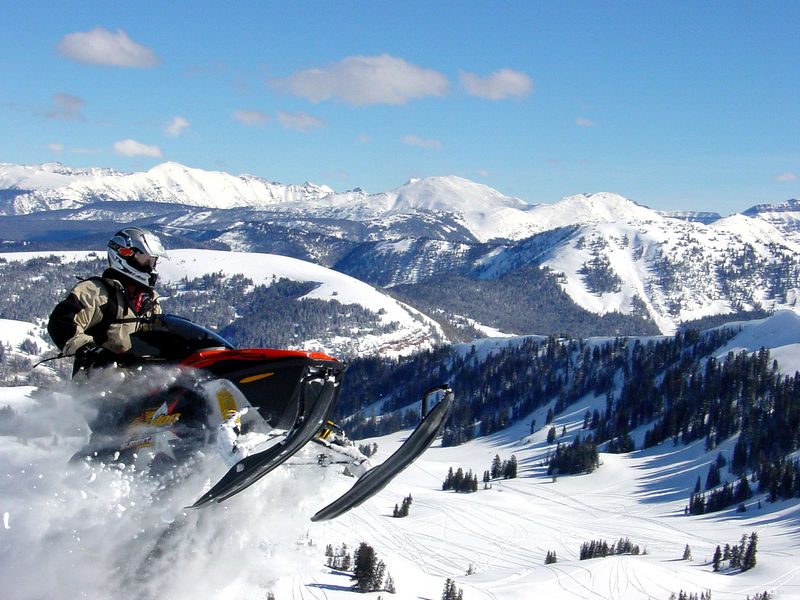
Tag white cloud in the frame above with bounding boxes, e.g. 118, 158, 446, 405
46, 143, 64, 153
46, 93, 85, 120
403, 135, 443, 150
164, 116, 190, 137
276, 110, 325, 132
477, 169, 490, 177
576, 116, 596, 127
460, 68, 533, 100
233, 109, 270, 127
113, 139, 163, 158
273, 54, 449, 105
358, 133, 373, 144
774, 172, 797, 182
57, 28, 161, 68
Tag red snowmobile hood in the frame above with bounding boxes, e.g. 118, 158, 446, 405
180, 348, 340, 369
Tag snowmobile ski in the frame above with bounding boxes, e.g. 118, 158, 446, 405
311, 385, 454, 522
190, 368, 342, 508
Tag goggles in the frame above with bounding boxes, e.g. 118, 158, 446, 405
133, 250, 158, 270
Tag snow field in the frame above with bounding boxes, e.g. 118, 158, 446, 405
2, 308, 800, 598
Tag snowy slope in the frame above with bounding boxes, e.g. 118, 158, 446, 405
160, 249, 443, 357
0, 249, 444, 359
2, 314, 800, 599
527, 214, 800, 333
714, 309, 800, 375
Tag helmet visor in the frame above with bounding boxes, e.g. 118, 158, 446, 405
134, 250, 159, 270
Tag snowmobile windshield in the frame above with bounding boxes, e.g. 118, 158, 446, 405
129, 314, 234, 360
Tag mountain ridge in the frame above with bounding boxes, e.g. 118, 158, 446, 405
2, 160, 800, 337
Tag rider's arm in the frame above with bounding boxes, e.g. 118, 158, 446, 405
47, 279, 109, 356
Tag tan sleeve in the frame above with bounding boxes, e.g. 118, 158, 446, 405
61, 280, 109, 356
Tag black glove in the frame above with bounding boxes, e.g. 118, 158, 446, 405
74, 342, 118, 370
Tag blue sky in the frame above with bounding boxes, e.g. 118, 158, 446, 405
1, 1, 798, 214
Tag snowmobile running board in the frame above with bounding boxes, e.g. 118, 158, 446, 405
311, 384, 454, 522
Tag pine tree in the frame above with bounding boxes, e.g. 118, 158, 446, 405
442, 467, 454, 490
503, 455, 518, 479
682, 544, 692, 561
491, 454, 502, 478
742, 532, 758, 572
441, 578, 463, 600
713, 545, 722, 572
442, 578, 457, 600
547, 426, 557, 444
351, 542, 378, 592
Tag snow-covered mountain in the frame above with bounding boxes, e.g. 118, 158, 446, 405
743, 198, 800, 243
2, 161, 800, 336
0, 162, 334, 213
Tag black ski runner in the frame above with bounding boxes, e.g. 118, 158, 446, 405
191, 371, 340, 508
311, 385, 453, 522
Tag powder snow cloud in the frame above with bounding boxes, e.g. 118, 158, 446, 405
272, 54, 449, 105
57, 28, 161, 68
460, 68, 534, 100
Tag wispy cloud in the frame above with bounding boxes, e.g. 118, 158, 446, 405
276, 110, 325, 132
774, 172, 797, 182
358, 133, 373, 144
460, 69, 533, 100
403, 135, 443, 150
164, 116, 190, 137
57, 28, 161, 68
576, 116, 596, 127
113, 139, 163, 158
232, 109, 270, 127
45, 93, 86, 121
272, 54, 449, 105
46, 143, 64, 153
72, 147, 102, 154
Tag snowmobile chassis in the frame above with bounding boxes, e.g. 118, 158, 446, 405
72, 315, 454, 521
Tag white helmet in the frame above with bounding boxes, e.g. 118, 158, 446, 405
107, 227, 166, 289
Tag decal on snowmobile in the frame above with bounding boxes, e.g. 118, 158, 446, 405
145, 414, 181, 427
148, 401, 171, 422
121, 435, 154, 450
239, 372, 274, 384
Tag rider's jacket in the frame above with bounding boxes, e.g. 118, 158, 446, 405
48, 268, 161, 360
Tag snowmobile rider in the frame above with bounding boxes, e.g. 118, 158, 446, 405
48, 226, 166, 375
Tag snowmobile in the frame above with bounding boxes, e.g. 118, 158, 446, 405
69, 314, 454, 521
